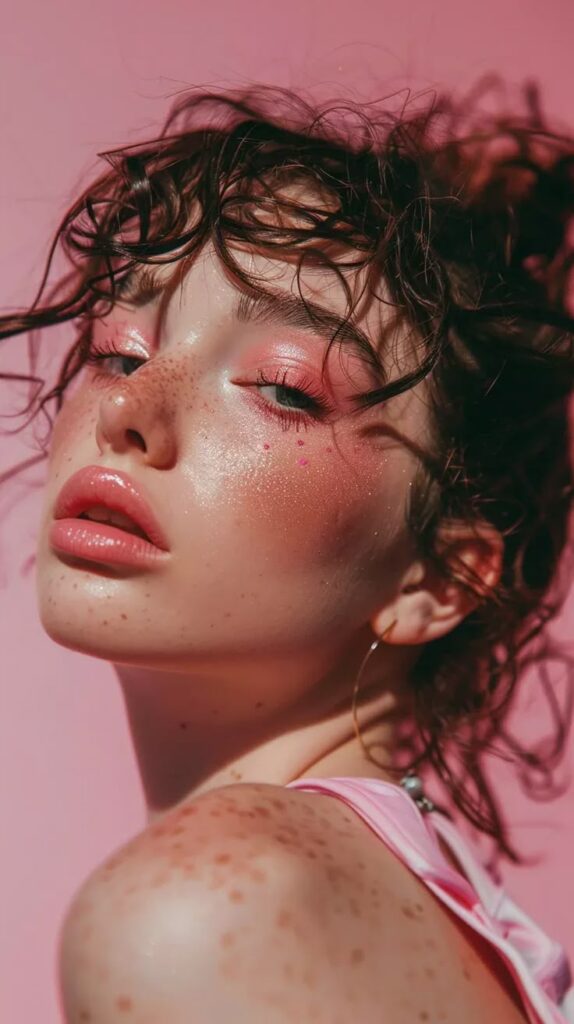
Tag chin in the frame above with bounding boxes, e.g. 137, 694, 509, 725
35, 550, 136, 661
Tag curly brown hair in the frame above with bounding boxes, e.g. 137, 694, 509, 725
2, 75, 574, 860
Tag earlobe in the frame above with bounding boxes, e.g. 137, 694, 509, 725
368, 519, 504, 646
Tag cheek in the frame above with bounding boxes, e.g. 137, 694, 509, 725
185, 424, 406, 583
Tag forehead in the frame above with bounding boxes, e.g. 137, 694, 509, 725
117, 174, 394, 337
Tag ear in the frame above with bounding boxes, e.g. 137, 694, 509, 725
369, 519, 504, 646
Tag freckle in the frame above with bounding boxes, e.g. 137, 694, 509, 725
254, 805, 271, 817
298, 458, 308, 466
297, 439, 305, 446
249, 866, 267, 882
277, 909, 292, 928
402, 903, 416, 919
283, 962, 295, 980
255, 700, 264, 709
102, 620, 108, 625
228, 888, 244, 902
210, 809, 222, 817
79, 1011, 91, 1022
220, 930, 235, 948
116, 994, 133, 1011
180, 806, 198, 817
121, 613, 128, 620
305, 849, 318, 859
419, 1013, 430, 1021
425, 966, 435, 979
326, 446, 333, 452
463, 966, 471, 980
263, 443, 270, 450
415, 902, 424, 913
350, 948, 365, 964
214, 852, 231, 864
272, 800, 286, 811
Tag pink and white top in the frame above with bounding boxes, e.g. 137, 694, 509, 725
285, 775, 574, 1024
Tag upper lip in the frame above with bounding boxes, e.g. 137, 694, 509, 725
53, 465, 170, 551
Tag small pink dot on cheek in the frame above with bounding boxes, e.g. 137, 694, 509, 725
298, 458, 309, 467
297, 439, 305, 447
263, 443, 270, 450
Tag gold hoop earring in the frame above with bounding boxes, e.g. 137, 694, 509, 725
351, 618, 435, 813
351, 618, 398, 756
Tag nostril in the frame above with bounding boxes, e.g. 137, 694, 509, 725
126, 429, 146, 451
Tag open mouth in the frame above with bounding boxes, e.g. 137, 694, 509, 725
77, 506, 151, 542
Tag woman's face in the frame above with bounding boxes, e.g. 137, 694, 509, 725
35, 244, 430, 682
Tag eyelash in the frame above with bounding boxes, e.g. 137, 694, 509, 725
83, 342, 334, 431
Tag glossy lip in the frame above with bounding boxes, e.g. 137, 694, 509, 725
48, 519, 169, 570
52, 465, 170, 551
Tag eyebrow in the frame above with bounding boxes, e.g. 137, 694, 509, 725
115, 266, 384, 384
115, 265, 165, 304
235, 290, 381, 371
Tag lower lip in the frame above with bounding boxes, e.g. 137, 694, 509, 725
49, 519, 170, 569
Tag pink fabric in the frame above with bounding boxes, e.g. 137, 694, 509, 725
285, 776, 574, 1024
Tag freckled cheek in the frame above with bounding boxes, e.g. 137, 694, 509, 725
197, 436, 383, 571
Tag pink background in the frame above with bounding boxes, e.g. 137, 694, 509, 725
1, 2, 573, 1021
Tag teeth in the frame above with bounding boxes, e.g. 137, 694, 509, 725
81, 505, 147, 538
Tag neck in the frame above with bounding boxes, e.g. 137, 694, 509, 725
114, 627, 418, 824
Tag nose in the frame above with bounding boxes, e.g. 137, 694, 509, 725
95, 378, 177, 469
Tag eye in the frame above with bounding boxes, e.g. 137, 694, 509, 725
254, 370, 330, 416
84, 343, 146, 378
257, 380, 321, 413
246, 369, 334, 431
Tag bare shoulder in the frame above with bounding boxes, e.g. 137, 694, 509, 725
59, 782, 529, 1023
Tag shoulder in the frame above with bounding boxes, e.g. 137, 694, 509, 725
58, 782, 388, 1022
58, 782, 528, 1024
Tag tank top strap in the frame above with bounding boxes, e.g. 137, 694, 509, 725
286, 775, 574, 1024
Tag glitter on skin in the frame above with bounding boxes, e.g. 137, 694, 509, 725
42, 242, 513, 1022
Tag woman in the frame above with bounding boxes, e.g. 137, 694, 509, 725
2, 77, 574, 1022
